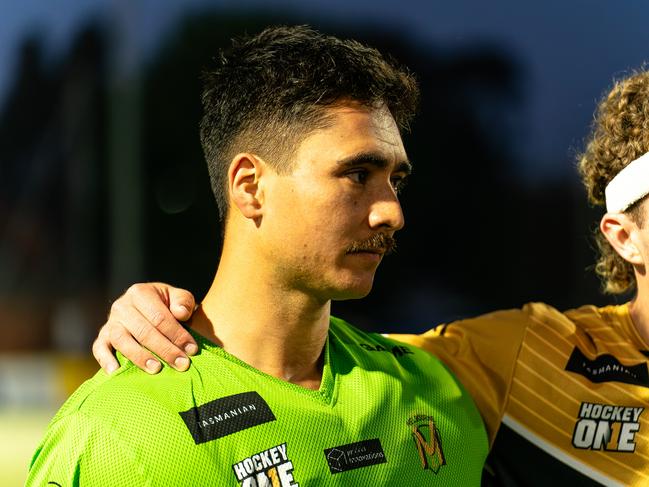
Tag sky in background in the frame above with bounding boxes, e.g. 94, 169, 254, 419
2, 0, 649, 181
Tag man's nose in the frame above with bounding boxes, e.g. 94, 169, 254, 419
368, 190, 405, 232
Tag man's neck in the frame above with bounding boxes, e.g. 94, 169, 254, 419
629, 277, 649, 346
190, 262, 331, 391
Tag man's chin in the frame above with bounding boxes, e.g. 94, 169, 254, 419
333, 291, 371, 301
330, 280, 375, 301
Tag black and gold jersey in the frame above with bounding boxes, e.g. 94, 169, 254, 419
393, 303, 649, 486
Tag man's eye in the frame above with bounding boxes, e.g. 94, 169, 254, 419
347, 169, 369, 184
391, 176, 408, 194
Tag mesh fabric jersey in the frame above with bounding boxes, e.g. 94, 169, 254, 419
28, 316, 487, 486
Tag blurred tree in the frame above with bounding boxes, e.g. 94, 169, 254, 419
0, 26, 108, 350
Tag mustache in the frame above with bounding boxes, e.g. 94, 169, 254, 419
346, 233, 397, 255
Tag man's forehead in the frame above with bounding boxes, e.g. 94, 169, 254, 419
310, 103, 407, 158
326, 102, 398, 130
286, 101, 410, 177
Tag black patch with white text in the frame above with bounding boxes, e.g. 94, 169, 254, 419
565, 347, 649, 388
179, 391, 275, 444
324, 439, 387, 474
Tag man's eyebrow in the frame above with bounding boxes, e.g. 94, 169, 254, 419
336, 152, 412, 175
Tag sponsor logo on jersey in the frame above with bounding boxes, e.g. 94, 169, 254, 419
359, 343, 414, 358
179, 391, 275, 444
407, 414, 446, 473
565, 347, 649, 387
324, 438, 387, 474
232, 443, 298, 486
572, 401, 644, 452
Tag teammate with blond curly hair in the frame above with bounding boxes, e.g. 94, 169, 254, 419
94, 70, 649, 486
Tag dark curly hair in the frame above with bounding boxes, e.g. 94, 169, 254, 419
578, 70, 649, 294
199, 25, 419, 222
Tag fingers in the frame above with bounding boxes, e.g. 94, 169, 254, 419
92, 326, 121, 375
100, 283, 197, 373
105, 305, 185, 372
128, 283, 198, 357
105, 322, 163, 374
94, 282, 198, 374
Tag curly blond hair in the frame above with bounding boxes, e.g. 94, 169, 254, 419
578, 70, 649, 294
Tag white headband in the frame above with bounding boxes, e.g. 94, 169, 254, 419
605, 152, 649, 212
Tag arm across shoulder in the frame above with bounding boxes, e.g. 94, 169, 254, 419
389, 305, 535, 444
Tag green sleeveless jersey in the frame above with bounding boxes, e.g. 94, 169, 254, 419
28, 317, 487, 486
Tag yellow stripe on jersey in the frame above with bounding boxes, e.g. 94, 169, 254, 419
392, 302, 649, 486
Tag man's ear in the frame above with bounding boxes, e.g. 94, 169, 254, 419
228, 153, 265, 220
600, 212, 643, 265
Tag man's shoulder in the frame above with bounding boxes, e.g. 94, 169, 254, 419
330, 315, 421, 350
329, 315, 454, 375
519, 301, 630, 337
563, 302, 629, 326
436, 302, 569, 337
51, 355, 199, 427
29, 357, 216, 485
50, 362, 128, 421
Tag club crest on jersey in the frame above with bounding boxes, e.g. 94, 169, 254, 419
407, 414, 446, 473
232, 443, 298, 486
572, 402, 644, 452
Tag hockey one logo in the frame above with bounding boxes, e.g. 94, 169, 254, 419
232, 443, 298, 486
572, 402, 643, 452
407, 414, 446, 473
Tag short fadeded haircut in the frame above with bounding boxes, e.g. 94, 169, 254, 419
199, 25, 419, 222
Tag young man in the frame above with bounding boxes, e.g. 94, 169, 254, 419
28, 26, 488, 486
96, 71, 649, 485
